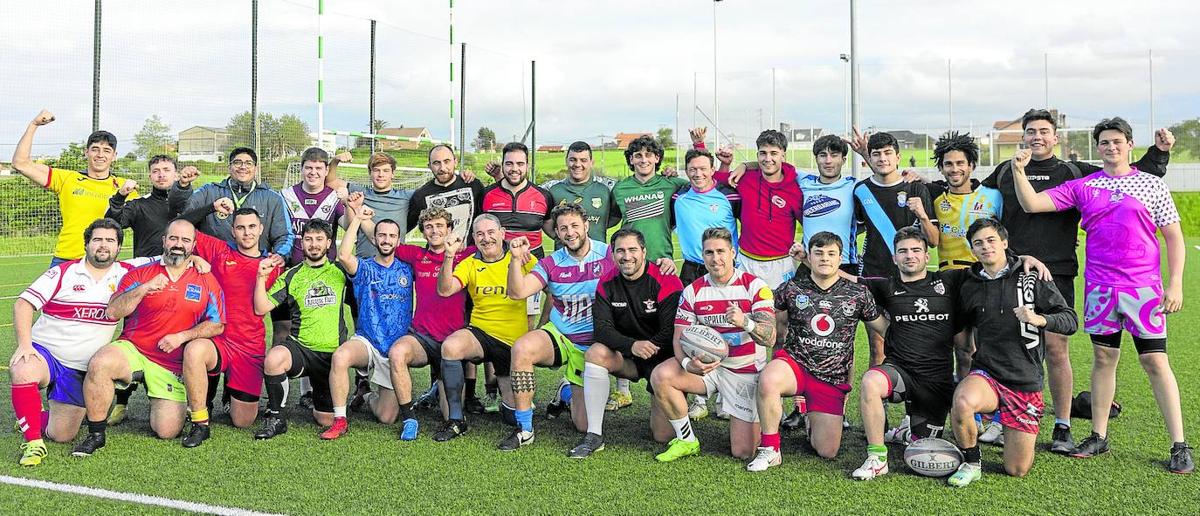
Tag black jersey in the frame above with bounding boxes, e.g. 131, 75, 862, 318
863, 270, 968, 384
593, 262, 683, 357
408, 176, 484, 245
852, 177, 935, 278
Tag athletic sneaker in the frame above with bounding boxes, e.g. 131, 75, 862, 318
481, 392, 501, 414
655, 438, 701, 462
947, 462, 982, 487
254, 415, 288, 440
297, 392, 315, 410
746, 447, 782, 472
979, 422, 1004, 445
852, 455, 889, 480
433, 419, 468, 442
842, 419, 851, 430
19, 440, 46, 467
1070, 433, 1110, 458
319, 417, 349, 440
414, 381, 440, 410
606, 391, 633, 411
884, 415, 912, 444
781, 407, 805, 431
568, 432, 605, 459
687, 397, 709, 420
181, 423, 211, 448
1168, 442, 1194, 474
71, 432, 106, 457
714, 393, 729, 420
545, 379, 571, 420
465, 397, 486, 415
1049, 424, 1076, 455
107, 403, 128, 426
349, 379, 372, 413
399, 418, 419, 441
498, 428, 535, 451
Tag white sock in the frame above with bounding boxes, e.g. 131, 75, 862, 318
616, 378, 631, 396
300, 377, 312, 395
583, 363, 610, 435
333, 406, 347, 418
669, 416, 697, 442
694, 395, 707, 404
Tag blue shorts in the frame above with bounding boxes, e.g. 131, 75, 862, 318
33, 343, 87, 407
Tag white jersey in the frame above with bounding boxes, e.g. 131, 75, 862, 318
20, 258, 150, 370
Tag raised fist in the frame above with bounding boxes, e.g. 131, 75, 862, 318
32, 110, 55, 126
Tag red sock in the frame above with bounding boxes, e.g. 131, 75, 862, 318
761, 432, 781, 452
11, 383, 43, 441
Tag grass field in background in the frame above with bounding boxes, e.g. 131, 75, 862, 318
0, 237, 1198, 514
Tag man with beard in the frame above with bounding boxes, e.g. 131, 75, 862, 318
568, 228, 683, 459
9, 219, 148, 466
502, 204, 617, 451
106, 155, 199, 257
610, 135, 689, 269
320, 206, 416, 440
184, 147, 293, 257
252, 220, 349, 439
71, 220, 227, 456
407, 144, 485, 245
11, 109, 138, 267
174, 208, 283, 448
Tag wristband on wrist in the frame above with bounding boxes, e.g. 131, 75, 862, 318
680, 357, 692, 371
742, 318, 756, 334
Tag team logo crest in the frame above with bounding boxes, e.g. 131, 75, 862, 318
591, 197, 602, 209
896, 191, 908, 207
184, 284, 202, 302
709, 204, 718, 213
933, 282, 945, 295
841, 300, 856, 316
795, 294, 811, 310
1109, 191, 1125, 203
592, 262, 604, 276
939, 199, 952, 211
305, 282, 337, 308
643, 299, 657, 312
810, 313, 835, 337
398, 275, 410, 288
216, 211, 229, 220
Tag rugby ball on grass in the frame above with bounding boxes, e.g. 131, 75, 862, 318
904, 437, 964, 477
681, 325, 729, 364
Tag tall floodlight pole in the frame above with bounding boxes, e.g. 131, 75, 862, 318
713, 0, 721, 147
840, 54, 850, 137
252, 0, 259, 153
92, 0, 102, 132
676, 93, 682, 172
1148, 48, 1155, 137
369, 19, 377, 153
1043, 52, 1049, 108
317, 0, 325, 149
947, 59, 953, 133
449, 0, 456, 150
849, 0, 861, 178
771, 67, 777, 130
460, 43, 467, 164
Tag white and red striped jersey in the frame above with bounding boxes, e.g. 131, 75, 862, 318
19, 258, 149, 370
675, 270, 774, 374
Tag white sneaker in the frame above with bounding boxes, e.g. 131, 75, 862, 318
884, 415, 912, 444
979, 422, 1004, 445
852, 454, 889, 480
746, 447, 782, 472
688, 397, 709, 420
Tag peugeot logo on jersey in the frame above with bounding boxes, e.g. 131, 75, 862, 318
810, 313, 835, 336
915, 298, 930, 313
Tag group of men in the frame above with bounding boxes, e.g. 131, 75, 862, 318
7, 106, 1193, 484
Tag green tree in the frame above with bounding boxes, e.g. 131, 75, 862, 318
657, 127, 675, 148
133, 115, 173, 159
225, 111, 312, 162
1168, 118, 1200, 160
47, 142, 86, 170
372, 119, 389, 133
473, 126, 496, 152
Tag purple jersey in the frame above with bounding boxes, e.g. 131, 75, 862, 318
1045, 169, 1179, 287
281, 185, 345, 265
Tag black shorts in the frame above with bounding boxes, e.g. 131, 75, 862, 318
1052, 274, 1076, 311
411, 332, 443, 377
269, 302, 290, 323
680, 261, 708, 287
630, 344, 675, 394
281, 338, 335, 413
467, 326, 513, 377
873, 362, 953, 435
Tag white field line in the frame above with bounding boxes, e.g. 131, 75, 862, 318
0, 475, 285, 516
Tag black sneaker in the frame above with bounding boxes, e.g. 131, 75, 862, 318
348, 379, 372, 413
254, 415, 288, 440
1070, 433, 1110, 458
1049, 424, 1075, 455
545, 381, 570, 420
1168, 442, 1194, 474
567, 432, 605, 459
71, 432, 106, 457
781, 407, 805, 431
297, 392, 315, 410
414, 381, 440, 410
498, 428, 535, 451
465, 397, 486, 415
181, 423, 211, 448
432, 419, 468, 442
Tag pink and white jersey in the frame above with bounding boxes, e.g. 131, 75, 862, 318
20, 258, 149, 370
675, 270, 774, 374
1046, 169, 1180, 287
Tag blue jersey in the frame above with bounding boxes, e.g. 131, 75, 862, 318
530, 240, 617, 347
798, 174, 858, 265
351, 257, 415, 354
673, 185, 740, 264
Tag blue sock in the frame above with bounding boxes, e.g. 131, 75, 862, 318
560, 383, 573, 404
441, 359, 465, 420
974, 413, 983, 424
1055, 418, 1071, 428
991, 412, 1001, 423
515, 409, 534, 432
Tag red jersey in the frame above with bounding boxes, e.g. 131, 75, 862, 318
192, 232, 280, 355
481, 182, 553, 255
115, 263, 226, 373
394, 244, 474, 341
714, 164, 803, 259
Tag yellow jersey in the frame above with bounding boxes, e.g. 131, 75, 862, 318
46, 168, 137, 259
452, 250, 537, 345
932, 184, 1003, 270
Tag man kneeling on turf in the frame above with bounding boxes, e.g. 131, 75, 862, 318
748, 232, 887, 471
650, 227, 776, 462
947, 218, 1076, 486
568, 228, 683, 458
253, 219, 350, 439
73, 220, 226, 456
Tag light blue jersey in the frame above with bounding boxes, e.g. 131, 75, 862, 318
673, 185, 740, 264
351, 258, 415, 355
798, 174, 858, 265
530, 240, 616, 347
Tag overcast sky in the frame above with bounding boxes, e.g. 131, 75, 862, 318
3, 0, 1198, 157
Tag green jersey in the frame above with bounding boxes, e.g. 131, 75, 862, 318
268, 261, 348, 352
543, 176, 616, 248
610, 174, 689, 261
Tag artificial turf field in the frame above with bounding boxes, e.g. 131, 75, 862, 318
0, 240, 1198, 514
